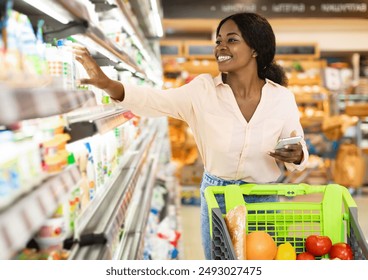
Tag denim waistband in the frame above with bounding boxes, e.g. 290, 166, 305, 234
203, 171, 247, 186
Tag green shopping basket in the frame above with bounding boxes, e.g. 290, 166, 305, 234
204, 183, 368, 260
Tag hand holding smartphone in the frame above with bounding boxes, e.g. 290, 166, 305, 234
274, 136, 302, 150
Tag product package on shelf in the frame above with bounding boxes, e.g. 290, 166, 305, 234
1, 9, 51, 87
14, 203, 72, 260
0, 132, 43, 209
144, 181, 181, 260
67, 139, 96, 211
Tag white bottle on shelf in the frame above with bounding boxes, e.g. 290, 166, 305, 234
45, 44, 63, 88
57, 39, 75, 90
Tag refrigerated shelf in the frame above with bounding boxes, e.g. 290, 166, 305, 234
117, 121, 176, 260
65, 104, 135, 141
0, 87, 95, 126
68, 123, 157, 259
12, 0, 156, 82
0, 165, 82, 260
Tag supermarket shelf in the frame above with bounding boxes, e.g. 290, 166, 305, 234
91, 0, 117, 13
338, 94, 368, 101
12, 0, 86, 40
65, 104, 130, 124
114, 0, 160, 66
295, 93, 327, 103
13, 0, 151, 80
13, 0, 79, 22
0, 87, 95, 126
84, 25, 142, 73
72, 128, 150, 240
118, 232, 144, 260
69, 127, 157, 259
56, 0, 150, 78
80, 132, 154, 242
60, 0, 163, 85
65, 105, 135, 141
116, 126, 165, 260
70, 243, 111, 260
117, 156, 157, 259
0, 165, 82, 260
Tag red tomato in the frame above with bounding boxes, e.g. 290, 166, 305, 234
329, 243, 354, 260
305, 235, 332, 256
296, 252, 315, 260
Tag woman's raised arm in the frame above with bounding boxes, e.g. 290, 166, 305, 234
72, 44, 125, 101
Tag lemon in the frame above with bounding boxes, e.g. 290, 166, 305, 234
275, 242, 296, 260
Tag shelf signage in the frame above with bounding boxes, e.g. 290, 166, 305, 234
162, 0, 368, 18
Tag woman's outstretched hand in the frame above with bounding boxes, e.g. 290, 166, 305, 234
72, 43, 125, 101
72, 43, 110, 89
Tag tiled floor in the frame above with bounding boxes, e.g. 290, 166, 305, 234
179, 186, 368, 260
179, 205, 205, 260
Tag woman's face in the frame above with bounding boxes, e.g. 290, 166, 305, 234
214, 19, 256, 73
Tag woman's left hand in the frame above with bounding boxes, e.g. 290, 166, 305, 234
268, 143, 303, 164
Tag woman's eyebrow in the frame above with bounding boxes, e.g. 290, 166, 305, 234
217, 32, 240, 38
226, 32, 240, 36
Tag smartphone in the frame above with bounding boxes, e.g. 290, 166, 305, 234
274, 136, 302, 150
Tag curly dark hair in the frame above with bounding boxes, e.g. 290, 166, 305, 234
216, 12, 288, 86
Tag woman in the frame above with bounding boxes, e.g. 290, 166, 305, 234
73, 12, 309, 260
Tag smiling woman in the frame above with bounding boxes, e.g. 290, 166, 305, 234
72, 12, 309, 260
215, 20, 256, 73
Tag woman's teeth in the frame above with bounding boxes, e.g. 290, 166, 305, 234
217, 55, 231, 62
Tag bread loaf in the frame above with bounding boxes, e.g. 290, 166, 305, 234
224, 205, 247, 260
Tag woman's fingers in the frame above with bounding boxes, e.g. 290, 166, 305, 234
71, 43, 92, 62
268, 143, 303, 163
70, 43, 111, 90
71, 42, 89, 52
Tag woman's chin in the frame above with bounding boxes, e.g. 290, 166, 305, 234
217, 65, 230, 73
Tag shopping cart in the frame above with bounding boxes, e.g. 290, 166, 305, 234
204, 183, 368, 260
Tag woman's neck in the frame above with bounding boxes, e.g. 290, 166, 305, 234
224, 71, 265, 99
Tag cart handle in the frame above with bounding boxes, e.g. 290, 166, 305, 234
205, 183, 329, 209
206, 183, 357, 209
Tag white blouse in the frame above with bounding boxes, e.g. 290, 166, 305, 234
121, 73, 309, 183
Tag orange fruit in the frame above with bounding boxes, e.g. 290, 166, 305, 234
246, 231, 277, 260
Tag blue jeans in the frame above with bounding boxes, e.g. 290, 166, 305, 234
200, 171, 278, 260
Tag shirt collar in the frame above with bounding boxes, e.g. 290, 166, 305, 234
265, 78, 278, 87
214, 73, 225, 86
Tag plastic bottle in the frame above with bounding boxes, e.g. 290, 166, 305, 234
4, 10, 22, 81
57, 39, 75, 90
17, 14, 49, 81
45, 44, 63, 88
35, 19, 49, 76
